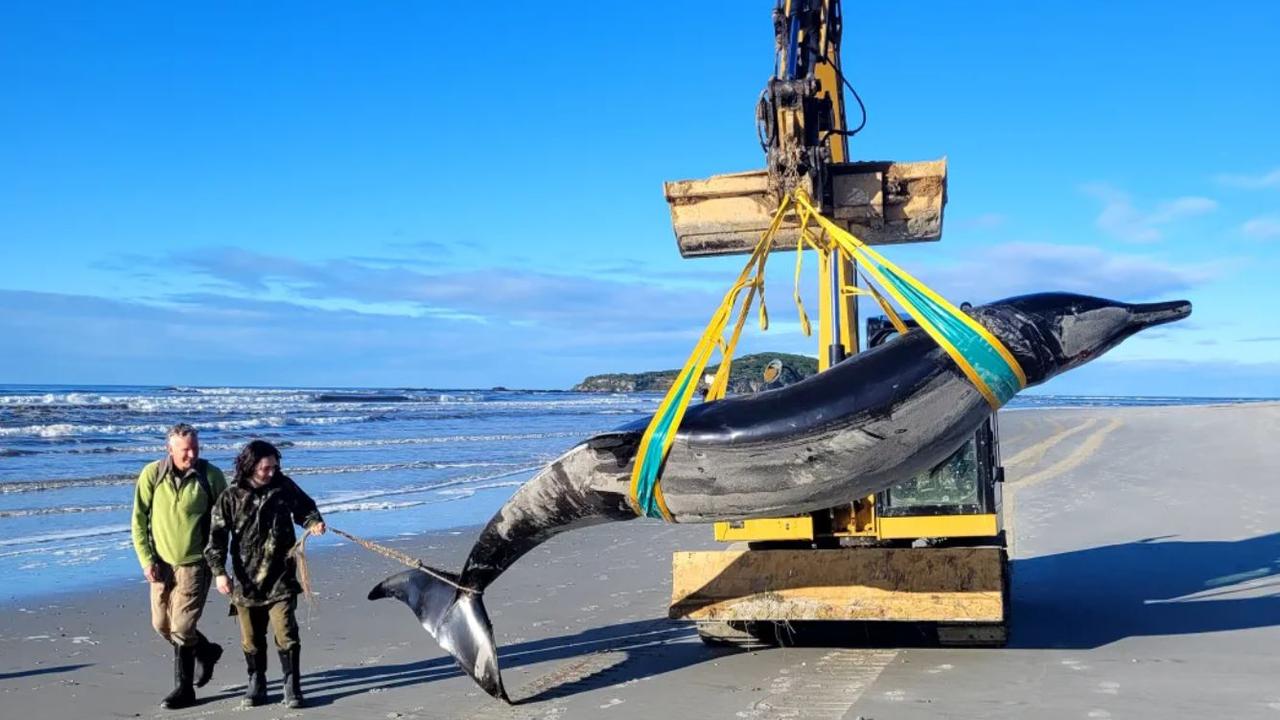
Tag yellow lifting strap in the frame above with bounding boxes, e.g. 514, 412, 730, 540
789, 190, 1026, 407
625, 196, 789, 521
628, 191, 1026, 521
844, 281, 910, 335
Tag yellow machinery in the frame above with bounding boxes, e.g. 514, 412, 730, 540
664, 0, 1008, 647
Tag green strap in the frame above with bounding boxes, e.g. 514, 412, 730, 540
878, 265, 1021, 405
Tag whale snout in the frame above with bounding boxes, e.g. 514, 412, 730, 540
989, 292, 1196, 387
1129, 299, 1192, 330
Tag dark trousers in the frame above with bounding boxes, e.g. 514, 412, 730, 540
235, 597, 299, 653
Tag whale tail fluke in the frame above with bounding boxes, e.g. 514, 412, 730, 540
368, 569, 508, 702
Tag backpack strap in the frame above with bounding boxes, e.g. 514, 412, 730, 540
194, 459, 213, 504
195, 459, 213, 543
150, 457, 169, 493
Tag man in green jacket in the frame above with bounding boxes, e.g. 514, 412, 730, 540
131, 423, 228, 710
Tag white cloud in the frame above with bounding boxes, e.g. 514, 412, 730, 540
1242, 216, 1280, 240
9, 289, 1266, 395
159, 247, 724, 335
0, 289, 714, 388
1081, 183, 1218, 243
1213, 167, 1280, 189
905, 241, 1212, 304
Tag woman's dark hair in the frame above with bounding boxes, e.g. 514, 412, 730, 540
234, 439, 283, 484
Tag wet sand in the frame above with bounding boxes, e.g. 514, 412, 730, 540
2, 403, 1279, 719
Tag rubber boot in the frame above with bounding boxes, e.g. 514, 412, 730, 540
279, 646, 304, 709
241, 651, 267, 708
193, 634, 223, 688
160, 644, 197, 709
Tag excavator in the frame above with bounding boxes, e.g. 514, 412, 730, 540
663, 0, 1009, 647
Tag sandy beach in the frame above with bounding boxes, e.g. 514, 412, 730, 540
3, 403, 1279, 719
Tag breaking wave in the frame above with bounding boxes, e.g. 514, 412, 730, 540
0, 524, 132, 549
312, 393, 413, 403
0, 474, 136, 494
0, 504, 129, 518
316, 466, 537, 507
0, 415, 382, 439
0, 458, 544, 495
26, 431, 591, 456
290, 460, 526, 477
285, 431, 587, 449
319, 499, 429, 514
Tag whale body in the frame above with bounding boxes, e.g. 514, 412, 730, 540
370, 292, 1192, 701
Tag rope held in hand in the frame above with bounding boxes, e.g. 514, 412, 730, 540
289, 526, 475, 596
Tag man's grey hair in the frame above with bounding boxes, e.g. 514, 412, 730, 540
167, 423, 199, 441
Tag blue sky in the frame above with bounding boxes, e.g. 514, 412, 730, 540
1, 2, 1277, 395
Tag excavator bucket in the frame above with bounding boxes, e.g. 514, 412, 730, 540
664, 158, 947, 257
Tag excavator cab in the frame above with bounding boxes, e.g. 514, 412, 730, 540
867, 315, 1004, 543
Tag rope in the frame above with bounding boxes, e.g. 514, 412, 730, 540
294, 532, 314, 598
288, 527, 476, 596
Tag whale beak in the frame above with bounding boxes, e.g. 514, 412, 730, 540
1129, 299, 1192, 330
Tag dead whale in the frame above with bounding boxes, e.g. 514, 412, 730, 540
370, 292, 1191, 700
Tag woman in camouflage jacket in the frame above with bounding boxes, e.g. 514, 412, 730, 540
205, 440, 325, 708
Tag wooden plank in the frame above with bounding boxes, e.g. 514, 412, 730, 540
669, 546, 1005, 622
664, 158, 946, 257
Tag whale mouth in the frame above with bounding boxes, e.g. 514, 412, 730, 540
1129, 299, 1192, 330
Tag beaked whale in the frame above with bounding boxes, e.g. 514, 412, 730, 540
369, 292, 1192, 701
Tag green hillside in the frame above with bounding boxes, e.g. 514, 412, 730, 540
573, 352, 818, 393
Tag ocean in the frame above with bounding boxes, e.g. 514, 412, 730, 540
0, 384, 1269, 602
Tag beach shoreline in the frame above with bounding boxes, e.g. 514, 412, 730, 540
7, 399, 1275, 609
3, 403, 1280, 719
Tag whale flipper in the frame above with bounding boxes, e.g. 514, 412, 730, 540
368, 569, 507, 701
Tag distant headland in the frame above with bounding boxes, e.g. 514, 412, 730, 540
573, 352, 818, 393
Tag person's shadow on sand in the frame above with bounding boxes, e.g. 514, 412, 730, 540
0, 663, 93, 681
298, 617, 714, 706
1010, 531, 1280, 648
